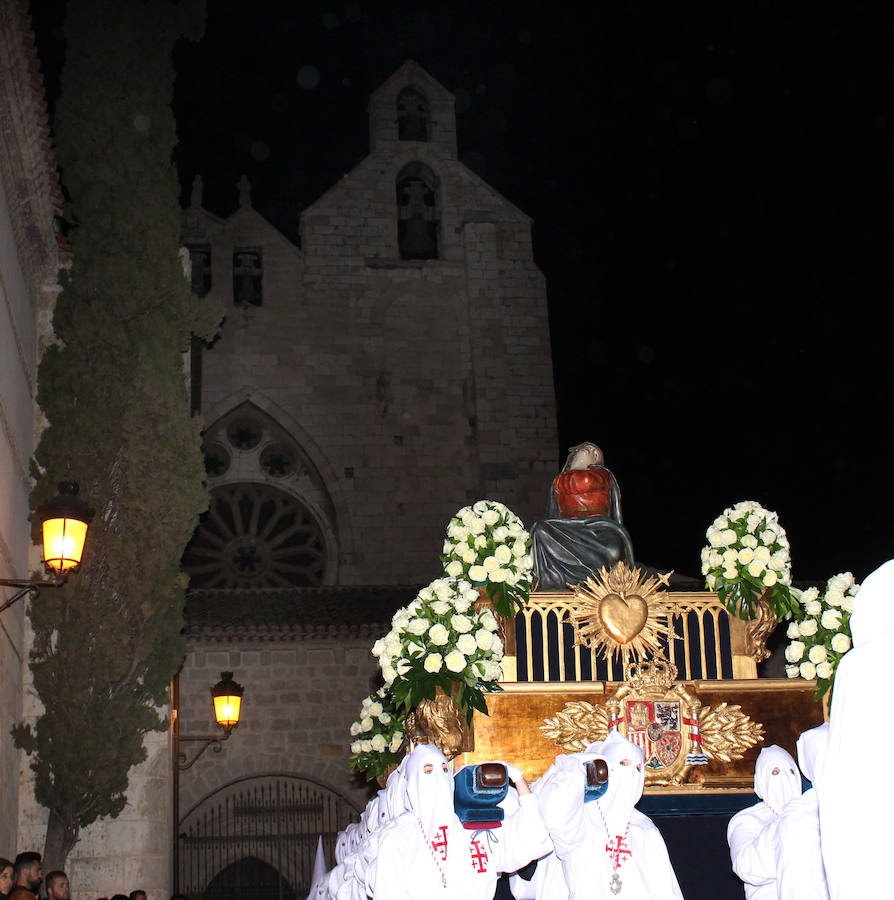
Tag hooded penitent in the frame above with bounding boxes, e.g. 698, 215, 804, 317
819, 559, 894, 900
728, 745, 802, 899
403, 743, 455, 847
775, 725, 831, 900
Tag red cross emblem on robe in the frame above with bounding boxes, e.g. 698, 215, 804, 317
431, 825, 448, 861
605, 834, 631, 868
470, 840, 489, 873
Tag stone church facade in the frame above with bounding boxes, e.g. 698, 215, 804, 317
174, 62, 559, 897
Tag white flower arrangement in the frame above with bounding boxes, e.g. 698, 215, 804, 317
701, 500, 798, 620
440, 499, 534, 618
348, 687, 406, 781
785, 572, 859, 699
371, 576, 504, 722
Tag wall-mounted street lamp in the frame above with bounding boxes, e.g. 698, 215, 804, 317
0, 481, 93, 614
176, 671, 245, 770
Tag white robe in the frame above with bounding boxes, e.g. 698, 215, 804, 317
368, 744, 550, 900
528, 732, 684, 900
776, 724, 830, 900
368, 794, 550, 900
818, 560, 894, 900
727, 745, 801, 899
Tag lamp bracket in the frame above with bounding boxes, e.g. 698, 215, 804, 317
0, 573, 67, 614
176, 729, 234, 770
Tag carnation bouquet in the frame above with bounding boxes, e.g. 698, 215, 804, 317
701, 500, 798, 620
349, 687, 406, 781
372, 576, 504, 723
785, 572, 858, 700
440, 500, 534, 618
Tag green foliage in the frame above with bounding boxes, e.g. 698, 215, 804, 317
14, 0, 220, 862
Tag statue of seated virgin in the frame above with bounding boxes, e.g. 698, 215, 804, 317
531, 442, 634, 591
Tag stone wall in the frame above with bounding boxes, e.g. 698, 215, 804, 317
177, 631, 380, 821
184, 61, 558, 593
0, 0, 63, 858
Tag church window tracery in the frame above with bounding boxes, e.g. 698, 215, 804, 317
233, 248, 262, 307
397, 162, 440, 260
396, 86, 430, 141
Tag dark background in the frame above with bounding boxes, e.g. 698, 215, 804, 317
31, 0, 894, 583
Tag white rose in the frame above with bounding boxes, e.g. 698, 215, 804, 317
721, 528, 737, 545
431, 600, 450, 615
462, 547, 478, 564
408, 618, 430, 635
445, 560, 464, 577
371, 638, 386, 658
480, 611, 498, 632
824, 589, 844, 608
805, 601, 822, 616
785, 665, 800, 679
474, 535, 487, 549
741, 534, 758, 549
360, 740, 372, 753
821, 609, 842, 630
713, 515, 730, 530
360, 717, 373, 732
491, 635, 504, 657
798, 587, 819, 605
445, 649, 466, 672
475, 629, 494, 651
808, 645, 827, 664
761, 529, 778, 545
371, 734, 386, 752
454, 596, 471, 614
735, 546, 753, 564
753, 546, 771, 564
457, 633, 477, 655
762, 570, 777, 587
350, 721, 361, 735
769, 551, 788, 572
390, 732, 404, 752
493, 526, 509, 542
512, 539, 527, 558
841, 595, 855, 613
495, 545, 512, 565
382, 664, 396, 685
473, 501, 488, 514
746, 514, 762, 532
351, 741, 362, 753
723, 549, 738, 564
831, 633, 851, 654
786, 621, 800, 638
799, 618, 818, 637
747, 559, 766, 577
451, 613, 473, 634
483, 509, 500, 526
484, 660, 503, 680
706, 574, 717, 590
469, 565, 487, 582
490, 568, 508, 583
423, 653, 443, 673
799, 661, 817, 680
709, 551, 723, 568
785, 641, 805, 663
429, 623, 449, 645
708, 531, 725, 548
723, 567, 738, 581
396, 659, 411, 676
469, 517, 486, 534
816, 662, 834, 680
368, 702, 383, 717
483, 556, 500, 572
379, 712, 391, 724
828, 573, 854, 592
406, 640, 424, 658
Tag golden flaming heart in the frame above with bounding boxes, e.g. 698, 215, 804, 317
599, 592, 649, 644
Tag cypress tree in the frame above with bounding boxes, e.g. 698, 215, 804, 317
12, 0, 220, 870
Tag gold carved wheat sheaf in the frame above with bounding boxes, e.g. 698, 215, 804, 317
697, 702, 765, 763
539, 700, 613, 752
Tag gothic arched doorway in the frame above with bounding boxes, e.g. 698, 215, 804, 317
204, 856, 296, 900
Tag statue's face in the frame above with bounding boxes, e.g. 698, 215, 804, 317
569, 444, 603, 469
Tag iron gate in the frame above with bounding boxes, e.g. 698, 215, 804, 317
178, 775, 361, 900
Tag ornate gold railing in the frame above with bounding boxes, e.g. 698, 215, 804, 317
505, 591, 764, 684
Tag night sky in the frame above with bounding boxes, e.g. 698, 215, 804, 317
32, 1, 893, 584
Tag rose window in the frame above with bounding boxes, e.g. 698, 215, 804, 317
182, 483, 326, 588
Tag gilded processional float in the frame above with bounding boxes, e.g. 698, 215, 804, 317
350, 442, 847, 806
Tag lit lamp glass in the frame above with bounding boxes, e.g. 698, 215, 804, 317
39, 482, 93, 574
212, 671, 244, 732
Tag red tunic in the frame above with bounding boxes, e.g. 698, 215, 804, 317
553, 468, 613, 518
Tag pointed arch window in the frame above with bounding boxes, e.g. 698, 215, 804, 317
396, 162, 440, 260
396, 86, 430, 141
